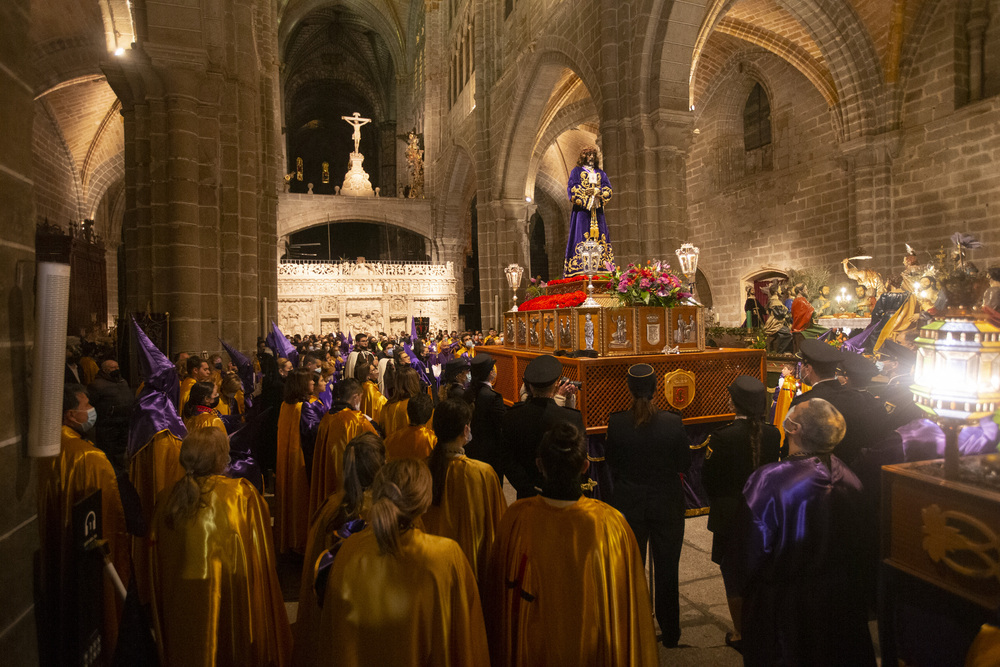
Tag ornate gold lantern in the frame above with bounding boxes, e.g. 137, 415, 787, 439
580, 237, 602, 308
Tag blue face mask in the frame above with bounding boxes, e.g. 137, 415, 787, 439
74, 407, 97, 433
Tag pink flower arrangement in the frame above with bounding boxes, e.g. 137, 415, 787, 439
606, 260, 690, 307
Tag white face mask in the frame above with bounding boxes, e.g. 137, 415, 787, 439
465, 340, 474, 349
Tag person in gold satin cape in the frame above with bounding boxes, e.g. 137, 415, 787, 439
293, 432, 385, 667
276, 369, 325, 554
355, 360, 387, 425
384, 392, 437, 461
380, 365, 423, 439
309, 378, 376, 517
130, 429, 184, 604
216, 371, 245, 419
182, 381, 228, 435
179, 355, 211, 416
422, 398, 506, 585
150, 427, 292, 667
318, 459, 490, 666
38, 385, 131, 661
485, 422, 659, 667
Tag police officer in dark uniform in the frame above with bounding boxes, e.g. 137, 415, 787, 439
701, 375, 781, 650
873, 340, 923, 431
502, 354, 584, 499
605, 363, 691, 647
464, 353, 506, 482
789, 339, 891, 469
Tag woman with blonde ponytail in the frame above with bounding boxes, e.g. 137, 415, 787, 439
318, 459, 489, 666
294, 432, 385, 666
150, 427, 291, 667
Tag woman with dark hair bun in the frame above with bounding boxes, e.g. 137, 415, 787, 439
485, 421, 658, 665
276, 367, 325, 554
702, 375, 781, 650
605, 363, 691, 648
318, 459, 489, 665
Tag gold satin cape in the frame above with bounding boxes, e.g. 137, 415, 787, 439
310, 408, 376, 517
484, 496, 659, 667
318, 528, 490, 666
422, 455, 506, 584
384, 424, 437, 461
276, 400, 314, 553
150, 475, 291, 667
380, 398, 410, 440
178, 376, 196, 415
773, 374, 799, 439
129, 429, 185, 604
359, 380, 386, 424
292, 490, 356, 667
184, 410, 228, 435
38, 426, 131, 654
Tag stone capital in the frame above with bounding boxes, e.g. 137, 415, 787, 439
837, 130, 901, 169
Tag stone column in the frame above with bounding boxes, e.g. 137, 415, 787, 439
840, 133, 899, 276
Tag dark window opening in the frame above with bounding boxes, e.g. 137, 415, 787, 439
743, 83, 772, 151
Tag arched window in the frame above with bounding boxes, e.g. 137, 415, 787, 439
743, 83, 772, 151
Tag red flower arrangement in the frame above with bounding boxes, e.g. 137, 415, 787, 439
548, 275, 611, 287
518, 291, 588, 311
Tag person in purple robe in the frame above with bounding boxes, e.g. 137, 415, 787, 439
563, 147, 615, 277
727, 398, 876, 666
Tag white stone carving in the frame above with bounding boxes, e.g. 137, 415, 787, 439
278, 261, 458, 335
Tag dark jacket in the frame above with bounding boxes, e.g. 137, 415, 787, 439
87, 375, 134, 458
702, 419, 780, 563
466, 383, 506, 476
502, 397, 585, 498
605, 408, 691, 496
789, 379, 891, 468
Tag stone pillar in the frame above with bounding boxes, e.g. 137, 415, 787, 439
105, 0, 279, 354
840, 133, 899, 275
0, 0, 40, 658
477, 198, 531, 326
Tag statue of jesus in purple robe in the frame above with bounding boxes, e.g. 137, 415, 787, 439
563, 147, 616, 277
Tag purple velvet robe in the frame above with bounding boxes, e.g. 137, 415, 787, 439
728, 455, 876, 666
563, 165, 615, 277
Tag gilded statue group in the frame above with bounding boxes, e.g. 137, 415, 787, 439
751, 239, 999, 356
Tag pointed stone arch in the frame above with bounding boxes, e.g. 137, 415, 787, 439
494, 44, 602, 202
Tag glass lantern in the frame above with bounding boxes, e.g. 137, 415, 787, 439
910, 313, 1000, 478
504, 263, 525, 312
675, 243, 700, 304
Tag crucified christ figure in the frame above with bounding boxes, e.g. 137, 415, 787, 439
341, 112, 372, 153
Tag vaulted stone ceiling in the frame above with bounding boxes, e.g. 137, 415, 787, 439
692, 0, 932, 112
29, 0, 125, 225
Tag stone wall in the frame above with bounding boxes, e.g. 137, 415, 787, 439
0, 0, 40, 661
687, 51, 849, 322
684, 2, 1000, 325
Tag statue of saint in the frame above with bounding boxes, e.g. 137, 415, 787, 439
564, 147, 615, 277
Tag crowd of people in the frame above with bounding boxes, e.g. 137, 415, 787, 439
44, 310, 994, 666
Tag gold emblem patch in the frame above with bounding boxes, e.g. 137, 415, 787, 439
664, 369, 696, 410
